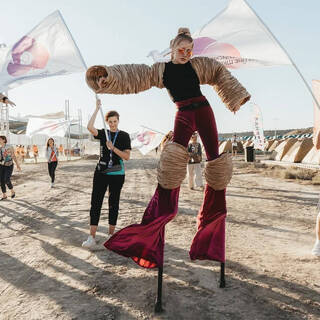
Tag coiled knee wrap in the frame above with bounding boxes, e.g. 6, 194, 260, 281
205, 153, 233, 190
157, 142, 189, 189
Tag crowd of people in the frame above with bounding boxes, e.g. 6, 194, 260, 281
3, 143, 84, 164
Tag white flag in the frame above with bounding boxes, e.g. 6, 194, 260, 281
26, 117, 69, 137
131, 127, 164, 155
0, 11, 86, 91
149, 0, 291, 68
252, 103, 266, 151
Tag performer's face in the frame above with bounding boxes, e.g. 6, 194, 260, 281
107, 116, 119, 132
173, 40, 193, 64
0, 137, 5, 146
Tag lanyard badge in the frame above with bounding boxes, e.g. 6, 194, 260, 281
108, 130, 119, 168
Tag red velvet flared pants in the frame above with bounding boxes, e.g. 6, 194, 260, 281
105, 96, 227, 268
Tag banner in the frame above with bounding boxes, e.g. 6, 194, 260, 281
0, 10, 86, 91
312, 80, 320, 149
252, 103, 266, 151
26, 117, 69, 137
149, 0, 291, 68
131, 127, 164, 155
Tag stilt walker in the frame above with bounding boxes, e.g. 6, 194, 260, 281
86, 28, 250, 312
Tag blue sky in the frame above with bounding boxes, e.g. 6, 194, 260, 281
2, 0, 320, 134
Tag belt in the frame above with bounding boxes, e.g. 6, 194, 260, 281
178, 100, 209, 111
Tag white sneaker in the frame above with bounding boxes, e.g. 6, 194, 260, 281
105, 233, 113, 241
51, 182, 54, 188
82, 235, 96, 248
311, 240, 320, 256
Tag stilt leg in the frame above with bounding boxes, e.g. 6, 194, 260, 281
219, 262, 225, 288
154, 267, 164, 313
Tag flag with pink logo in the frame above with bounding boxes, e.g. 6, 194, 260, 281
0, 10, 86, 91
131, 127, 164, 155
148, 0, 291, 68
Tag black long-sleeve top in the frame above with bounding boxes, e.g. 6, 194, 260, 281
163, 61, 203, 102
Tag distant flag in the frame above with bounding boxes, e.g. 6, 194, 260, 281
131, 127, 164, 155
148, 0, 291, 68
252, 103, 266, 151
26, 117, 70, 137
0, 10, 86, 91
312, 80, 320, 149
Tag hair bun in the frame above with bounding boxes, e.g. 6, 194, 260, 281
178, 27, 191, 37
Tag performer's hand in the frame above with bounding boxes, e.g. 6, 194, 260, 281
97, 77, 108, 89
106, 141, 114, 150
96, 98, 101, 110
232, 105, 241, 114
5, 99, 16, 107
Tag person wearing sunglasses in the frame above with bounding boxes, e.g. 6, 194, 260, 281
86, 27, 250, 269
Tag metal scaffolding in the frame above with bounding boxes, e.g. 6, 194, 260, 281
0, 101, 9, 139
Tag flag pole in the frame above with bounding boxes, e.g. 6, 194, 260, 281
243, 0, 320, 110
95, 94, 109, 141
57, 11, 87, 69
140, 125, 166, 135
59, 13, 109, 141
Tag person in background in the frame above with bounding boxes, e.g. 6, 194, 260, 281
16, 145, 21, 162
74, 143, 80, 156
46, 138, 58, 188
33, 144, 39, 163
15, 145, 19, 158
312, 210, 320, 256
59, 144, 64, 157
0, 135, 21, 200
187, 132, 203, 190
26, 145, 31, 158
231, 133, 238, 157
20, 146, 25, 163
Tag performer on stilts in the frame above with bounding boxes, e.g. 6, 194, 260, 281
86, 28, 250, 269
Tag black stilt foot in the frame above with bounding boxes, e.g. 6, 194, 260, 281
154, 267, 164, 313
219, 262, 225, 288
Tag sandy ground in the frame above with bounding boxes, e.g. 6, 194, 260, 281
0, 151, 319, 320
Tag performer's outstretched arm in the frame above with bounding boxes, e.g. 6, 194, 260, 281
86, 63, 165, 95
190, 57, 251, 113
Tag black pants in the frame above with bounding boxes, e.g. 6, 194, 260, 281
0, 165, 14, 193
90, 170, 125, 226
48, 161, 58, 183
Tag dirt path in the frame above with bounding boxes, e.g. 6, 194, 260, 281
0, 152, 319, 320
